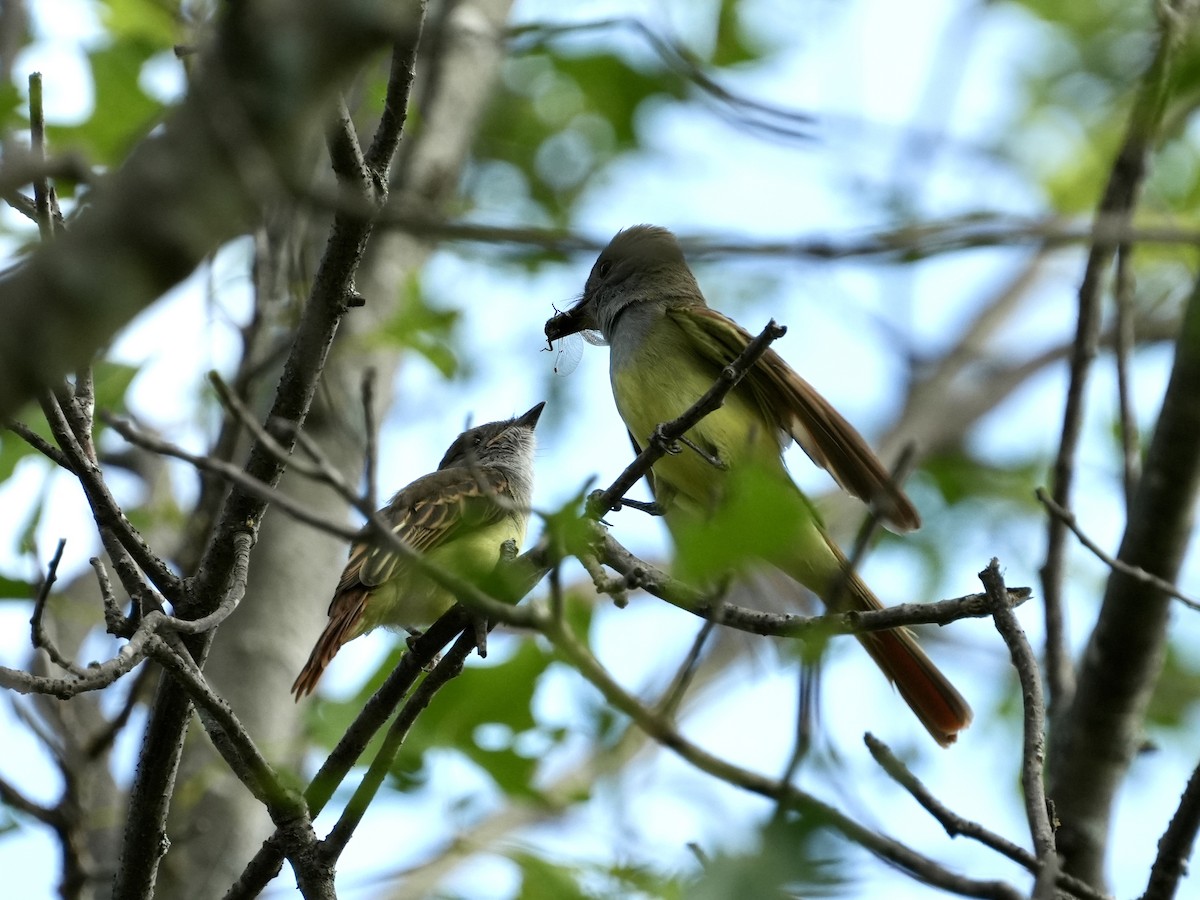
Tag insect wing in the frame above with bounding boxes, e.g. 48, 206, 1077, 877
551, 332, 584, 376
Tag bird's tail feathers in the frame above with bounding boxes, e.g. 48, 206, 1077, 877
291, 586, 368, 699
836, 565, 973, 746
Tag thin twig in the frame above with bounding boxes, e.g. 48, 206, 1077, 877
540, 604, 1025, 900
0, 771, 59, 826
29, 538, 89, 676
224, 608, 474, 900
91, 556, 133, 637
1140, 752, 1200, 900
1114, 245, 1141, 507
363, 2, 427, 177
105, 414, 359, 543
106, 410, 553, 634
587, 320, 787, 518
599, 529, 1031, 638
865, 733, 1110, 900
362, 367, 378, 510
84, 666, 152, 757
319, 628, 476, 862
147, 632, 301, 814
1040, 0, 1189, 713
28, 72, 58, 242
346, 210, 1200, 263
39, 389, 182, 601
3, 418, 70, 468
1037, 487, 1200, 611
980, 559, 1057, 896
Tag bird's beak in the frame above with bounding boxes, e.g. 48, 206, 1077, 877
516, 401, 546, 429
544, 299, 596, 345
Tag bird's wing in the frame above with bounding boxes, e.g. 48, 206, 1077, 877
292, 468, 512, 699
669, 305, 921, 532
355, 466, 513, 589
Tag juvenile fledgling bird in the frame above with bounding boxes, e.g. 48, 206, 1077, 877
545, 225, 971, 746
291, 403, 544, 698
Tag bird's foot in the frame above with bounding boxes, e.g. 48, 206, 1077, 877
405, 630, 441, 671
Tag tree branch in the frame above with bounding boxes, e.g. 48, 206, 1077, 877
980, 560, 1057, 896
587, 319, 787, 519
865, 733, 1110, 900
1048, 223, 1200, 886
0, 0, 414, 421
539, 604, 1025, 900
1040, 0, 1196, 717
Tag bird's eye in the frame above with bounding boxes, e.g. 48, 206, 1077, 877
597, 259, 612, 278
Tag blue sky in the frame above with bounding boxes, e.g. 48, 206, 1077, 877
3, 1, 1199, 898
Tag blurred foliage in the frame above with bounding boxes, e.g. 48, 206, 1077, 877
0, 572, 37, 602
469, 3, 776, 243
374, 272, 463, 378
5, 0, 1200, 896
687, 813, 851, 899
1007, 0, 1200, 220
506, 851, 691, 900
1146, 641, 1200, 730
42, 0, 179, 168
673, 464, 819, 583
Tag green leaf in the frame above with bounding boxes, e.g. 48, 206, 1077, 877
919, 452, 1043, 511
17, 477, 52, 557
91, 360, 140, 414
373, 273, 462, 377
511, 852, 593, 900
1147, 642, 1200, 730
672, 464, 817, 583
48, 41, 164, 163
0, 572, 36, 601
711, 0, 758, 67
688, 814, 851, 899
99, 0, 181, 47
0, 428, 40, 486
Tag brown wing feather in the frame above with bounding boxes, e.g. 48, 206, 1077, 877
360, 467, 512, 587
291, 582, 370, 698
292, 467, 513, 699
671, 306, 921, 532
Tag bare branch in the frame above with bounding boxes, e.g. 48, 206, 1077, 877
980, 560, 1057, 895
1141, 753, 1200, 900
598, 528, 1031, 638
29, 538, 90, 676
540, 605, 1025, 900
588, 319, 788, 518
865, 733, 1110, 900
2, 417, 70, 468
361, 367, 379, 510
1040, 0, 1197, 715
319, 628, 475, 863
1037, 487, 1200, 612
1, 535, 251, 700
1114, 245, 1141, 507
39, 389, 182, 602
224, 608, 476, 899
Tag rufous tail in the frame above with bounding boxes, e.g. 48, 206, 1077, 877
836, 563, 972, 746
291, 585, 368, 699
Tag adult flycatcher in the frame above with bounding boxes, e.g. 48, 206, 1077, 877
545, 225, 971, 745
292, 403, 544, 698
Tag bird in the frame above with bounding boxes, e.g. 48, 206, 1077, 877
291, 403, 544, 698
544, 225, 971, 745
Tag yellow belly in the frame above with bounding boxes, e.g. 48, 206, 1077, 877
360, 515, 525, 632
609, 316, 840, 594
611, 320, 783, 516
